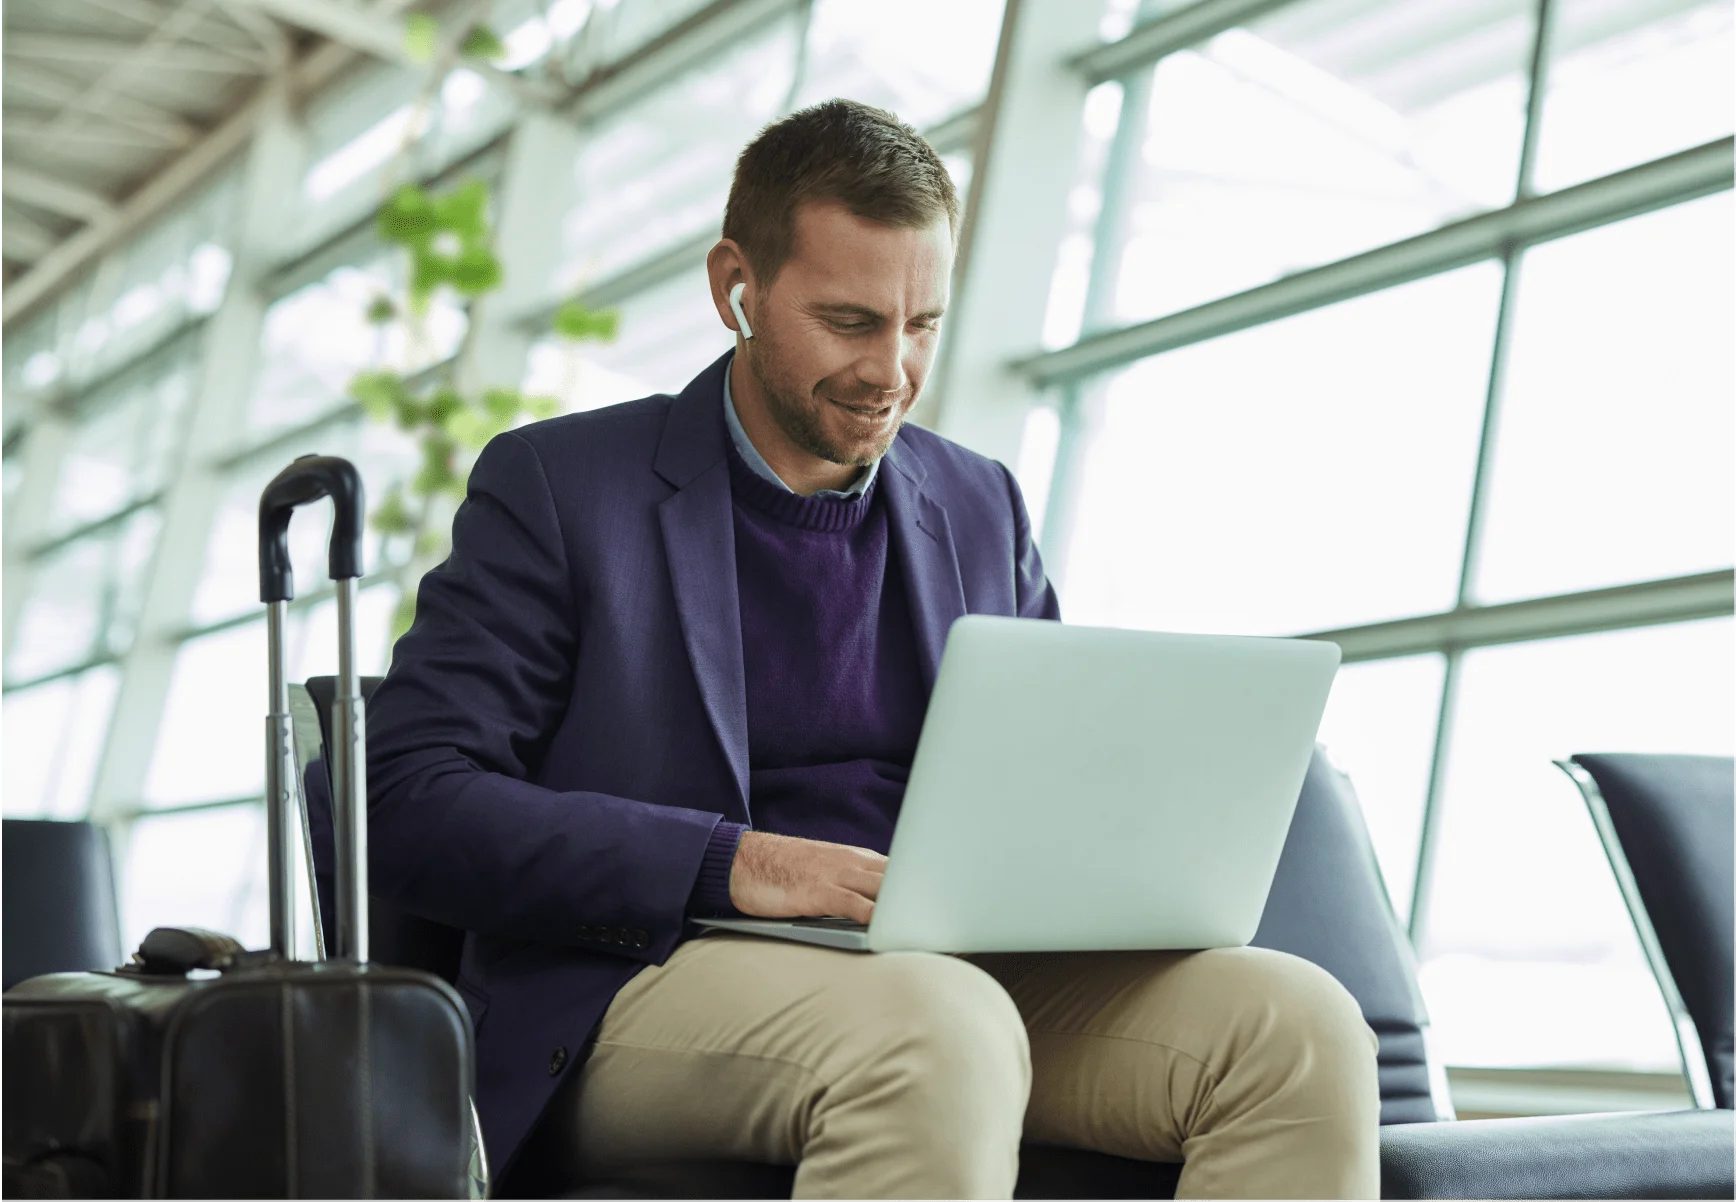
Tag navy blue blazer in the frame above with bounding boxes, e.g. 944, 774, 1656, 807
364, 350, 1059, 1171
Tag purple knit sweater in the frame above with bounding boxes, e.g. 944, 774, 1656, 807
686, 442, 927, 915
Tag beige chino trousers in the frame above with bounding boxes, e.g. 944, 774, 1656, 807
556, 933, 1380, 1199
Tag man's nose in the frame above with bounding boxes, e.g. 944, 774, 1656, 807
856, 327, 909, 395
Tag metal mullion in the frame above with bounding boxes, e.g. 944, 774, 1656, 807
1040, 48, 1158, 576
1515, 0, 1559, 202
1071, 0, 1298, 86
1454, 246, 1524, 614
1407, 0, 1558, 947
1408, 650, 1461, 943
1016, 138, 1734, 389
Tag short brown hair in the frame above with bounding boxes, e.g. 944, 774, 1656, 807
722, 99, 960, 283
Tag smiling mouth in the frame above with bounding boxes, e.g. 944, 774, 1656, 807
828, 398, 896, 419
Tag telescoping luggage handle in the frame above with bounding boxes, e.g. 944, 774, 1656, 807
259, 453, 368, 964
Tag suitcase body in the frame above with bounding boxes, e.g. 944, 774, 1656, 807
3, 456, 478, 1199
5, 962, 473, 1197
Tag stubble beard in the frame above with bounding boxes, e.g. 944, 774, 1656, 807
747, 327, 912, 468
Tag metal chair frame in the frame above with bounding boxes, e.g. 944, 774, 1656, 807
1554, 758, 1718, 1110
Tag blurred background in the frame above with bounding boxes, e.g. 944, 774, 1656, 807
2, 0, 1730, 1119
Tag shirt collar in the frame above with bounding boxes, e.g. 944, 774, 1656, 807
723, 362, 879, 499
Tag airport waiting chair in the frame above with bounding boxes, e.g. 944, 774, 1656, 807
1, 819, 123, 991
300, 679, 1734, 1199
1556, 754, 1734, 1112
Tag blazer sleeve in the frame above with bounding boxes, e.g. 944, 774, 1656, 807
362, 430, 722, 963
1002, 462, 1062, 622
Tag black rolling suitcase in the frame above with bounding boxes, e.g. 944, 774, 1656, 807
4, 455, 481, 1199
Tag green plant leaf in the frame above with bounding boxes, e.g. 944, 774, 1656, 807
391, 592, 418, 642
414, 529, 448, 558
450, 245, 502, 296
365, 295, 397, 324
483, 387, 521, 422
551, 301, 619, 342
403, 12, 439, 63
408, 250, 449, 308
351, 370, 407, 421
378, 183, 435, 247
526, 395, 561, 420
447, 411, 489, 451
459, 23, 506, 61
432, 179, 490, 241
427, 388, 464, 425
412, 433, 458, 495
371, 488, 414, 535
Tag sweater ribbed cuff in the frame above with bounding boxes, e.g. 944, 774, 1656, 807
687, 821, 747, 917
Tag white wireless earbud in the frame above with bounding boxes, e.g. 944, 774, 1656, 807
728, 281, 754, 340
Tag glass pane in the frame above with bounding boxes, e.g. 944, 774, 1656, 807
564, 0, 717, 75
249, 255, 467, 438
189, 419, 420, 628
553, 17, 798, 295
1043, 81, 1129, 350
120, 804, 269, 953
146, 622, 269, 807
47, 344, 197, 537
1107, 0, 1532, 323
793, 0, 1005, 128
56, 173, 238, 391
523, 264, 734, 412
1473, 194, 1735, 603
1063, 263, 1500, 636
6, 508, 163, 684
1419, 618, 1734, 1069
1, 667, 121, 818
146, 593, 401, 809
1532, 0, 1733, 194
1316, 654, 1447, 923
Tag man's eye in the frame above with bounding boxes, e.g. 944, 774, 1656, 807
831, 321, 870, 333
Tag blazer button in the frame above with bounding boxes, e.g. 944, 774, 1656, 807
631, 930, 649, 949
549, 1046, 568, 1076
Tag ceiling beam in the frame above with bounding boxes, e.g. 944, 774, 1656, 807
2, 61, 205, 144
6, 33, 267, 73
221, 0, 408, 61
3, 211, 60, 263
7, 116, 192, 150
2, 166, 119, 223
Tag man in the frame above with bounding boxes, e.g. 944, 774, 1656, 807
366, 99, 1379, 1198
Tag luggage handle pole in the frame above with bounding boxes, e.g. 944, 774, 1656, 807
260, 454, 367, 963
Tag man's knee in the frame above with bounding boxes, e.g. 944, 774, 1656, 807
1210, 948, 1379, 1088
825, 952, 1032, 1108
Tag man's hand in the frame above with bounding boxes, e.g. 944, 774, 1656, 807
728, 831, 886, 924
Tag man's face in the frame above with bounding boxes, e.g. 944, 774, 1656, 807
742, 202, 953, 468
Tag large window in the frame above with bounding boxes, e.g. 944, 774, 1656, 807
1029, 0, 1733, 1076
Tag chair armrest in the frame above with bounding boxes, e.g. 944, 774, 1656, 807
1378, 1109, 1734, 1199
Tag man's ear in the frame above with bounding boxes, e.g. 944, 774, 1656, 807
707, 240, 755, 339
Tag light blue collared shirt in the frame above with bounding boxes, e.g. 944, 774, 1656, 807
723, 365, 879, 500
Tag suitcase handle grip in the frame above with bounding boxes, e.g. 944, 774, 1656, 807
258, 454, 366, 602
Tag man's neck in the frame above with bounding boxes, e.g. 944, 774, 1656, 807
729, 351, 867, 497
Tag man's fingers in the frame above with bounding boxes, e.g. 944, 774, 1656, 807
820, 886, 875, 925
838, 865, 885, 900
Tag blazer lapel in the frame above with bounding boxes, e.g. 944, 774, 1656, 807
655, 353, 751, 817
880, 437, 967, 692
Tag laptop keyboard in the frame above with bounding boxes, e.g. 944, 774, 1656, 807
787, 917, 868, 932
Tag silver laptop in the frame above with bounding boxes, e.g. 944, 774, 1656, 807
696, 615, 1339, 954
